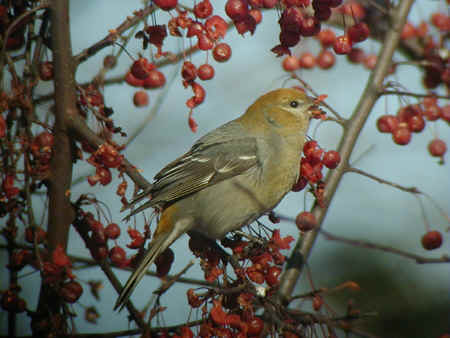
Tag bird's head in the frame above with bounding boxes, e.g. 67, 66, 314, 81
239, 88, 318, 135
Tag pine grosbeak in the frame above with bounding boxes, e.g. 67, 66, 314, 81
114, 88, 316, 310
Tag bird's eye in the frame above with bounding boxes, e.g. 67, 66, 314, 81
290, 100, 299, 108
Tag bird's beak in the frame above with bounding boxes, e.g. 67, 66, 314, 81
307, 103, 325, 120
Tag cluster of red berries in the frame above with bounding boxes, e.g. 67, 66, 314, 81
81, 210, 177, 276
125, 57, 166, 90
125, 57, 166, 109
142, 2, 237, 131
282, 15, 370, 72
6, 235, 83, 308
184, 291, 265, 337
86, 143, 124, 187
274, 0, 370, 57
377, 98, 448, 161
1, 285, 26, 314
1, 131, 54, 202
400, 12, 450, 90
129, 2, 236, 130
292, 139, 341, 190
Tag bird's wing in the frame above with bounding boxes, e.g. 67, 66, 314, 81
124, 121, 260, 216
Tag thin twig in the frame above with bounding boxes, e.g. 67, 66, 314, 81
346, 167, 421, 194
320, 229, 450, 264
381, 90, 450, 100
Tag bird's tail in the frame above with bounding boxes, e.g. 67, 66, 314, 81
114, 216, 192, 311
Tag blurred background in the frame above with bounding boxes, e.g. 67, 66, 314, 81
1, 1, 449, 337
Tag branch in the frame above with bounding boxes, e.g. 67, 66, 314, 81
277, 0, 416, 303
34, 0, 78, 334
73, 5, 155, 66
0, 1, 50, 81
320, 230, 450, 264
346, 167, 421, 194
381, 90, 450, 100
68, 113, 151, 191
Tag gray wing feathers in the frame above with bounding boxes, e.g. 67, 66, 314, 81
124, 121, 259, 217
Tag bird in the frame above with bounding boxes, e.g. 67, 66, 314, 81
114, 88, 317, 311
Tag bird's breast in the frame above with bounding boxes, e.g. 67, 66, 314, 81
185, 134, 302, 239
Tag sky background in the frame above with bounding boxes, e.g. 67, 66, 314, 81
1, 1, 449, 336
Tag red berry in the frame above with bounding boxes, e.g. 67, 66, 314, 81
25, 226, 46, 244
181, 61, 197, 83
1, 291, 27, 313
428, 139, 447, 157
280, 7, 303, 33
125, 72, 144, 87
347, 47, 365, 63
440, 105, 450, 122
279, 30, 301, 47
249, 9, 262, 24
133, 90, 149, 107
392, 126, 411, 145
198, 64, 215, 80
377, 115, 399, 133
105, 223, 120, 239
282, 55, 300, 71
339, 1, 365, 20
143, 70, 166, 89
314, 4, 332, 21
292, 177, 308, 192
431, 13, 450, 32
263, 0, 277, 8
299, 52, 316, 69
407, 115, 425, 132
225, 0, 249, 20
347, 22, 370, 43
197, 33, 214, 50
322, 150, 341, 169
109, 246, 127, 266
213, 43, 232, 62
317, 49, 335, 69
295, 211, 317, 231
423, 104, 441, 121
333, 35, 352, 54
155, 248, 174, 277
401, 22, 416, 39
39, 61, 54, 81
421, 230, 443, 250
60, 281, 83, 303
299, 15, 321, 36
247, 317, 264, 335
131, 58, 154, 80
363, 54, 377, 69
317, 29, 336, 48
187, 22, 204, 38
265, 266, 281, 286
153, 0, 178, 11
194, 0, 213, 19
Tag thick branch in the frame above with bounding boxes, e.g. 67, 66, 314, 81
277, 0, 415, 303
34, 0, 78, 334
